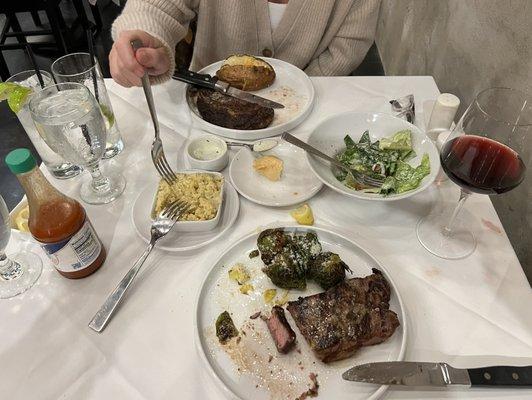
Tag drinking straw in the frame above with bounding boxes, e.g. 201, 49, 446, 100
25, 44, 45, 88
86, 28, 100, 102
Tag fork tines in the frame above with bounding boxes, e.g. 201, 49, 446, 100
152, 141, 178, 185
161, 200, 191, 220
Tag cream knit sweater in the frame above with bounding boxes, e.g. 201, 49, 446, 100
112, 0, 381, 83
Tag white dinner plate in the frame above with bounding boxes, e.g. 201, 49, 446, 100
131, 181, 240, 252
195, 225, 407, 400
229, 141, 323, 207
307, 111, 440, 201
185, 57, 315, 140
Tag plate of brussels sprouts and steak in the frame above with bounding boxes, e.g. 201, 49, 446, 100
194, 226, 407, 400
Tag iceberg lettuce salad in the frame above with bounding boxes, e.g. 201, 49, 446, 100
334, 130, 430, 196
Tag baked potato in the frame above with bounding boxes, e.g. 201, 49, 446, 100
216, 54, 276, 91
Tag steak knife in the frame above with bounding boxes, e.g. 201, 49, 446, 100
342, 362, 532, 388
172, 68, 284, 109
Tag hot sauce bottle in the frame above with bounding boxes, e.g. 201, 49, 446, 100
5, 148, 106, 279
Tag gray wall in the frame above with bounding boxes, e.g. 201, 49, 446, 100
376, 0, 532, 278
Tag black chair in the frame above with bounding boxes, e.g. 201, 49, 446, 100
0, 0, 103, 80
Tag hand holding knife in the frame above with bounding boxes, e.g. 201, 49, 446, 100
172, 68, 284, 109
343, 361, 532, 388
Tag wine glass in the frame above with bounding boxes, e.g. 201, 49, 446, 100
0, 195, 42, 299
29, 82, 126, 205
417, 87, 529, 259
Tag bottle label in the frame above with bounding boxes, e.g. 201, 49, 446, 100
40, 220, 102, 273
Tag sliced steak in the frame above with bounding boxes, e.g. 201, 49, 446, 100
286, 269, 400, 363
265, 305, 296, 354
196, 88, 274, 130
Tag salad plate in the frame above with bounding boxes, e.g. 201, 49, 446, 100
195, 225, 407, 400
306, 111, 439, 201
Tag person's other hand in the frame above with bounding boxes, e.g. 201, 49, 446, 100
110, 30, 170, 87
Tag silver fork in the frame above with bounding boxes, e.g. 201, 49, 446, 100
281, 132, 384, 188
88, 200, 190, 333
131, 39, 177, 184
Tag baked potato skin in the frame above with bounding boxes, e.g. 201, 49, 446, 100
216, 55, 276, 91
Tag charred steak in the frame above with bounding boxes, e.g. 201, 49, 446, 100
286, 269, 399, 363
265, 306, 296, 354
196, 88, 274, 130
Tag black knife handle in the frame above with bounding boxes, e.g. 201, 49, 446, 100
172, 68, 218, 90
468, 366, 532, 387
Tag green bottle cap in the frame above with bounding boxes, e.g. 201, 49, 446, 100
5, 148, 36, 174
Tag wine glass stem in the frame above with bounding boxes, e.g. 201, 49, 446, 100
443, 189, 471, 236
89, 163, 111, 193
0, 253, 23, 281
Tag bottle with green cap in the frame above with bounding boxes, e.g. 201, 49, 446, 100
5, 148, 106, 279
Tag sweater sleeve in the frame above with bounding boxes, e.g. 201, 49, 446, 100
112, 0, 198, 84
304, 0, 381, 76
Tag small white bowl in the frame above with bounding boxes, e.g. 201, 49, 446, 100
186, 135, 229, 171
151, 171, 225, 232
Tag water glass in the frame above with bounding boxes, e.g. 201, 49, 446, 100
7, 70, 82, 179
51, 52, 124, 159
29, 83, 126, 205
0, 195, 42, 299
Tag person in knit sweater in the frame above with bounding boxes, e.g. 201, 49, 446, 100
110, 0, 381, 87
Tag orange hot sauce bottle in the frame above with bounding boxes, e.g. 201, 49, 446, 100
5, 148, 106, 279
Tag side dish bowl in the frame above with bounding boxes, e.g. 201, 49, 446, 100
151, 170, 225, 232
306, 111, 439, 201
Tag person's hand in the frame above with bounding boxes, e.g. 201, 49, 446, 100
109, 30, 171, 87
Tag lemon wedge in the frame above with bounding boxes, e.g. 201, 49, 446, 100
14, 205, 30, 232
290, 203, 314, 225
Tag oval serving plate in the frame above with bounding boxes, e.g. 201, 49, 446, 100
195, 225, 407, 400
185, 58, 315, 141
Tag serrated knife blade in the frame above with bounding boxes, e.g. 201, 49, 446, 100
224, 86, 284, 109
342, 362, 532, 388
342, 362, 471, 387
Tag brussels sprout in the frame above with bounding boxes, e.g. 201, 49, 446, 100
215, 311, 238, 344
292, 232, 322, 272
228, 263, 250, 285
263, 288, 277, 304
310, 252, 351, 290
257, 229, 291, 265
249, 249, 259, 258
262, 251, 307, 290
239, 283, 254, 295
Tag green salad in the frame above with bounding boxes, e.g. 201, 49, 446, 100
334, 130, 430, 195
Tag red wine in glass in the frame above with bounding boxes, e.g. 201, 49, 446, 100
440, 135, 526, 195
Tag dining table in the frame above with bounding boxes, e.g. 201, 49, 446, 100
2, 75, 532, 400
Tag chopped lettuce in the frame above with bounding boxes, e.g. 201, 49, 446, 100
335, 129, 430, 196
379, 129, 412, 151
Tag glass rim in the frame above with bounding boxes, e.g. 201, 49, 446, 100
29, 82, 92, 117
474, 86, 532, 128
6, 69, 53, 83
51, 52, 98, 78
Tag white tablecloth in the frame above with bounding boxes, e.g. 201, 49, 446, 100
2, 77, 532, 400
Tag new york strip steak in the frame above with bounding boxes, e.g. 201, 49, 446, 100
287, 269, 400, 363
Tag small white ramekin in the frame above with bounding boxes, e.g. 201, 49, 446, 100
186, 134, 229, 172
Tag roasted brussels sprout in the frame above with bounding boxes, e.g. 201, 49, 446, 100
215, 311, 238, 344
310, 252, 351, 290
249, 249, 260, 258
257, 229, 291, 265
262, 251, 307, 290
292, 232, 322, 273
